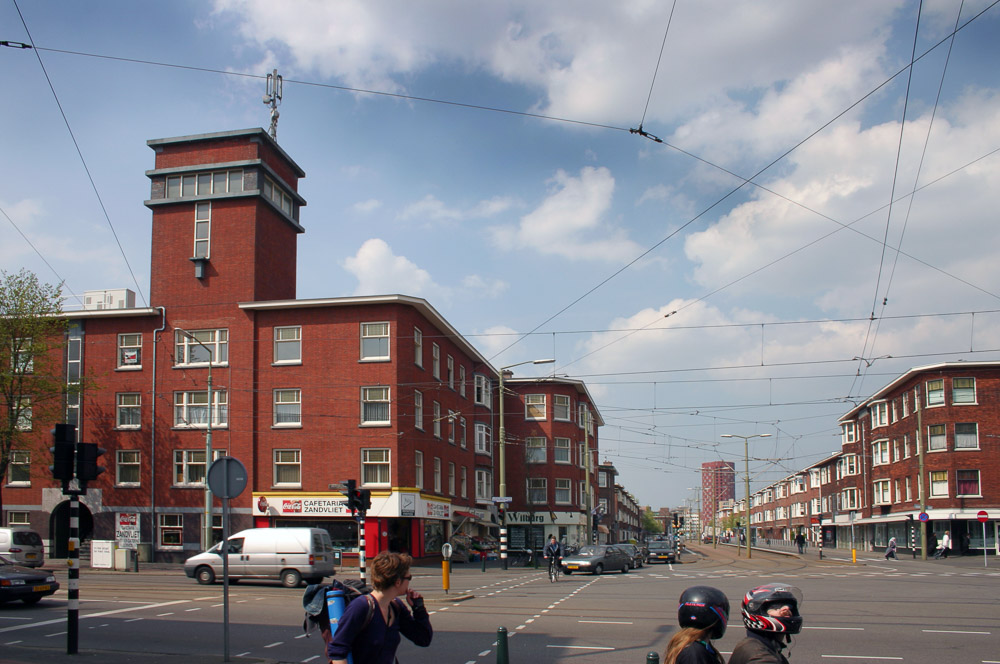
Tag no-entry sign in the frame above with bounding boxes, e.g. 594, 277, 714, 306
978, 510, 989, 523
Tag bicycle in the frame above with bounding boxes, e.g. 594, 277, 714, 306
547, 557, 561, 582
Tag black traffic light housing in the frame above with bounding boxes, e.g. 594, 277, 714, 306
76, 443, 106, 488
341, 479, 357, 513
357, 489, 372, 513
49, 424, 77, 492
498, 502, 506, 522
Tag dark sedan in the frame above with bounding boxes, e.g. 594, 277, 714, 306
560, 545, 631, 575
0, 554, 59, 605
647, 541, 677, 563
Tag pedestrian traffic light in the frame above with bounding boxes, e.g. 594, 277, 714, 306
498, 503, 506, 522
358, 489, 372, 513
49, 424, 76, 492
341, 479, 357, 513
75, 443, 106, 488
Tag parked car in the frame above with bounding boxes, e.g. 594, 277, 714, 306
0, 528, 45, 568
184, 527, 335, 587
0, 554, 59, 605
620, 543, 646, 569
560, 544, 631, 575
647, 540, 677, 563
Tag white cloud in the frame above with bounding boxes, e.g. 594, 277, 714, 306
352, 199, 382, 214
342, 238, 442, 298
491, 166, 642, 261
398, 194, 516, 223
461, 274, 508, 299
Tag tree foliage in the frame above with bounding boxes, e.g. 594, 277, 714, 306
0, 269, 68, 516
642, 509, 663, 534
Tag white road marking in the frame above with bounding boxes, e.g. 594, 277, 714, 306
546, 645, 615, 651
301, 656, 321, 662
0, 599, 190, 634
185, 608, 201, 612
264, 641, 283, 648
5, 640, 23, 645
578, 620, 633, 624
478, 651, 491, 657
156, 612, 174, 617
821, 656, 902, 660
804, 626, 864, 631
125, 618, 143, 623
0, 617, 32, 622
194, 595, 218, 601
923, 629, 990, 635
46, 631, 67, 637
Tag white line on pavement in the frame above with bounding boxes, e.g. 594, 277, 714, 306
578, 620, 633, 624
301, 656, 320, 662
923, 629, 990, 635
264, 642, 283, 648
478, 651, 491, 657
546, 645, 615, 651
0, 599, 190, 634
5, 640, 23, 645
820, 656, 902, 660
804, 626, 864, 631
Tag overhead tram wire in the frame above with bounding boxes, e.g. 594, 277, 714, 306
633, 0, 678, 137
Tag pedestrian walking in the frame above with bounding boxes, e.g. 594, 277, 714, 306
665, 586, 729, 664
933, 531, 952, 559
928, 531, 938, 556
884, 537, 897, 560
728, 583, 803, 664
327, 551, 433, 664
794, 532, 805, 555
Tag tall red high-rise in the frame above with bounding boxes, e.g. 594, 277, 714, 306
701, 461, 735, 530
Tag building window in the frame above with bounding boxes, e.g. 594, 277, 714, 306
474, 423, 491, 455
892, 439, 899, 462
926, 379, 944, 407
431, 344, 440, 380
956, 470, 980, 497
870, 402, 888, 428
474, 374, 491, 407
872, 440, 889, 466
194, 202, 211, 258
11, 337, 32, 373
415, 451, 424, 489
174, 390, 228, 428
173, 450, 222, 486
526, 437, 546, 463
117, 450, 140, 486
873, 480, 891, 505
158, 514, 183, 549
262, 175, 294, 217
118, 333, 142, 369
902, 393, 910, 417
6, 511, 29, 526
579, 481, 587, 506
929, 470, 948, 498
894, 479, 901, 503
274, 326, 301, 364
448, 462, 455, 496
14, 397, 31, 431
448, 411, 456, 444
273, 449, 301, 487
839, 454, 858, 477
578, 443, 585, 468
927, 424, 946, 451
459, 417, 467, 448
903, 435, 911, 458
598, 471, 608, 488
475, 470, 492, 502
952, 377, 976, 404
116, 393, 141, 429
361, 323, 390, 361
841, 488, 858, 510
174, 329, 228, 365
553, 395, 571, 421
955, 422, 978, 449
447, 356, 455, 389
461, 466, 468, 498
6, 450, 30, 486
414, 328, 423, 367
555, 478, 571, 504
841, 421, 856, 444
361, 387, 390, 425
525, 394, 546, 420
459, 365, 466, 397
414, 390, 423, 430
527, 478, 547, 504
554, 437, 571, 464
362, 448, 390, 485
905, 476, 912, 501
433, 402, 441, 438
273, 389, 302, 427
166, 169, 243, 198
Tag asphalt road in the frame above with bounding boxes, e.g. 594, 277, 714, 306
1, 547, 997, 664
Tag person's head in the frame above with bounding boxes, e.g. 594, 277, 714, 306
370, 551, 413, 592
549, 535, 557, 542
677, 585, 729, 639
741, 583, 803, 638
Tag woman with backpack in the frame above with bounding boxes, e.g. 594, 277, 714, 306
328, 551, 433, 664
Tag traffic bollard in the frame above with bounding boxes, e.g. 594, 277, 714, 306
442, 559, 450, 594
496, 626, 509, 664
646, 651, 660, 664
482, 554, 487, 573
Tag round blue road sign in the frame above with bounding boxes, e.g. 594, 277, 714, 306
918, 512, 929, 522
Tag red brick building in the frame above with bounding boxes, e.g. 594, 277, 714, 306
2, 128, 602, 563
701, 461, 735, 537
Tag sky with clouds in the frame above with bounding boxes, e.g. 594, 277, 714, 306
3, 0, 999, 510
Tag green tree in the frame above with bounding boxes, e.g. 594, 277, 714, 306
0, 269, 70, 518
642, 509, 663, 535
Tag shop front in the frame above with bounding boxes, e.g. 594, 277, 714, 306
506, 510, 587, 552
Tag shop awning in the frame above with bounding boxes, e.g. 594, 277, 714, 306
453, 511, 478, 519
597, 525, 610, 534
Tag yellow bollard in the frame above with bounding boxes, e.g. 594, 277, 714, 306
851, 548, 856, 563
442, 560, 450, 594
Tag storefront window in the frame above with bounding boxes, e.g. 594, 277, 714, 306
424, 520, 444, 555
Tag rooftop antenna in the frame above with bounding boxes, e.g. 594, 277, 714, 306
263, 69, 283, 141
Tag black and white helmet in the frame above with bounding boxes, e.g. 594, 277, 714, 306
677, 586, 730, 639
741, 583, 803, 635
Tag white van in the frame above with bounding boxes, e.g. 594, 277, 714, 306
183, 527, 334, 587
0, 528, 45, 568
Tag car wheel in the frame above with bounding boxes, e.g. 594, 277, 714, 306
281, 569, 302, 588
594, 564, 603, 575
22, 595, 42, 605
196, 566, 216, 585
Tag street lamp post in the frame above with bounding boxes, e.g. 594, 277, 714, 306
179, 329, 215, 551
721, 433, 771, 560
498, 358, 554, 570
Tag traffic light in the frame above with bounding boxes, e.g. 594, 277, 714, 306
341, 479, 357, 513
498, 502, 506, 522
75, 443, 106, 488
49, 424, 76, 492
357, 489, 372, 513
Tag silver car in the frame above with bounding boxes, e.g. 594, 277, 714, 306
560, 544, 631, 575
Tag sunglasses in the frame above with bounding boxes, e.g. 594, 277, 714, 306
401, 575, 412, 581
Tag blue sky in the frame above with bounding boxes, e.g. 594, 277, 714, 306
3, 0, 1000, 510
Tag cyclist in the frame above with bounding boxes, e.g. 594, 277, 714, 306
543, 535, 563, 581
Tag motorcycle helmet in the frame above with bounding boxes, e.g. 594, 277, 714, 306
677, 586, 730, 639
741, 583, 803, 635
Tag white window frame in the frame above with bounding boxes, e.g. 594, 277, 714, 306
361, 386, 390, 426
873, 479, 891, 505
475, 469, 492, 502
952, 377, 976, 404
870, 402, 888, 428
117, 333, 142, 369
414, 390, 424, 430
414, 327, 423, 368
527, 477, 547, 504
461, 466, 467, 498
447, 355, 455, 389
173, 449, 224, 486
6, 511, 29, 526
415, 451, 424, 490
116, 392, 141, 429
194, 202, 211, 258
929, 470, 948, 498
459, 365, 466, 397
927, 424, 946, 452
841, 421, 857, 444
174, 328, 228, 366
841, 488, 859, 510
174, 390, 228, 428
926, 379, 944, 407
15, 396, 32, 431
273, 326, 302, 365
872, 440, 889, 466
448, 461, 455, 496
431, 343, 440, 380
360, 322, 390, 361
554, 437, 571, 464
555, 478, 571, 504
273, 389, 302, 427
955, 422, 979, 450
526, 437, 546, 463
459, 417, 467, 449
433, 401, 442, 438
525, 394, 546, 420
474, 374, 492, 408
448, 411, 456, 444
553, 395, 571, 421
273, 449, 301, 487
6, 450, 30, 486
474, 423, 491, 455
116, 450, 140, 486
362, 448, 390, 486
158, 514, 183, 550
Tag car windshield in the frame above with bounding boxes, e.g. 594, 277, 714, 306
13, 531, 42, 545
574, 546, 603, 557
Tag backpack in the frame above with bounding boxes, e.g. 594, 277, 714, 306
302, 577, 376, 641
